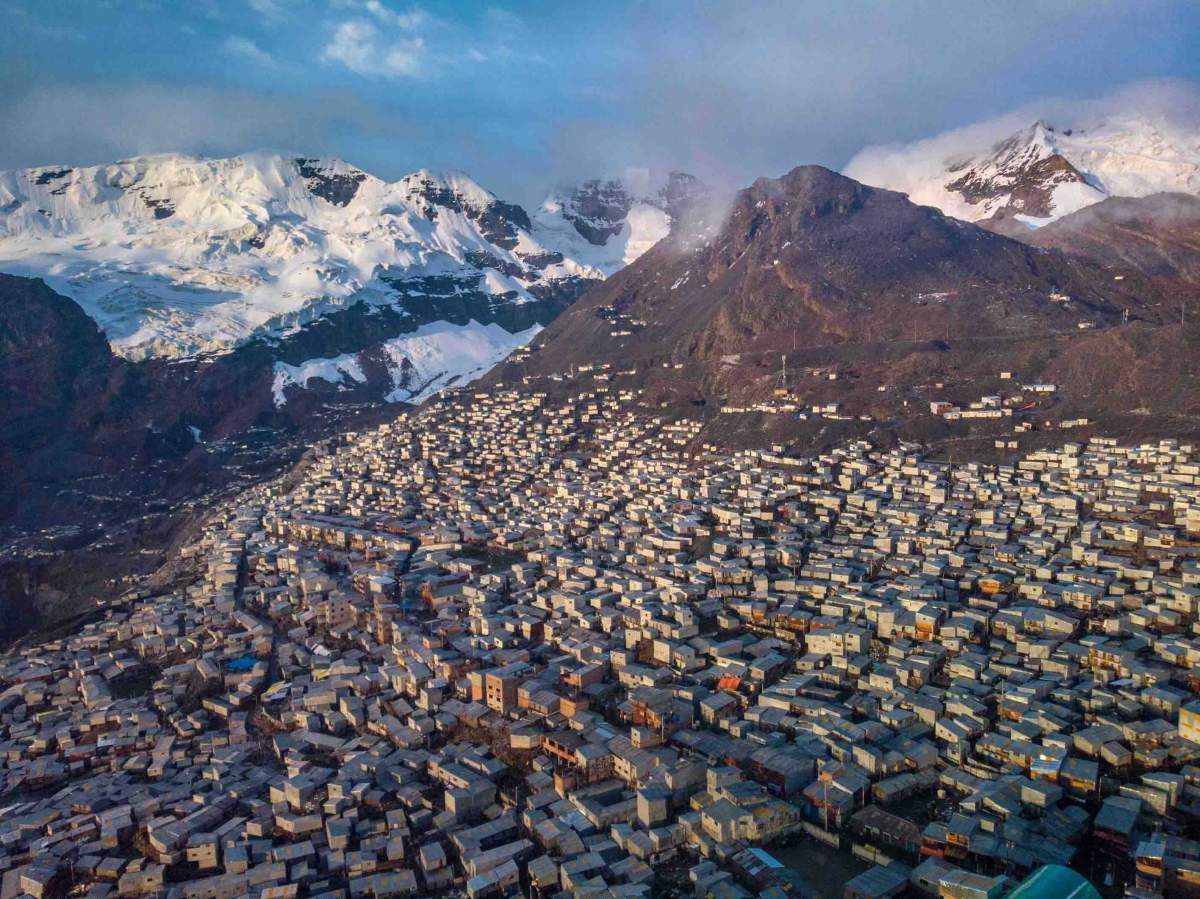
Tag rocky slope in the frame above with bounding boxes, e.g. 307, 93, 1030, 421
492, 165, 1200, 449
845, 112, 1200, 229
0, 274, 401, 635
0, 271, 548, 538
1019, 192, 1200, 286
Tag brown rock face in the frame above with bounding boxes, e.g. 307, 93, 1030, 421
948, 148, 1088, 219
1016, 193, 1200, 285
491, 165, 1200, 450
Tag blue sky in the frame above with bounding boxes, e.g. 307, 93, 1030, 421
2, 0, 1199, 204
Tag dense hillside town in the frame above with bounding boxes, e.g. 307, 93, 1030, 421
5, 383, 1200, 899
6, 4, 1200, 899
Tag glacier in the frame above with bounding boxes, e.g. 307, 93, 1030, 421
0, 153, 653, 362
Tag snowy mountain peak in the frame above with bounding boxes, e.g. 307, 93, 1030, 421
542, 169, 709, 245
946, 121, 1055, 173
397, 168, 532, 249
293, 156, 370, 206
845, 106, 1200, 229
941, 121, 1096, 223
0, 152, 666, 360
399, 167, 499, 208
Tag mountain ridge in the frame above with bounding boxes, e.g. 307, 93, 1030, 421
1019, 192, 1200, 286
0, 152, 702, 364
491, 164, 1200, 452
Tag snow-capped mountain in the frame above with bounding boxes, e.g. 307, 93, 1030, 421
845, 110, 1200, 229
0, 153, 607, 362
0, 160, 706, 602
535, 170, 710, 269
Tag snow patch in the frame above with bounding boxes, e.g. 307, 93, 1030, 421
272, 353, 366, 407
381, 319, 541, 404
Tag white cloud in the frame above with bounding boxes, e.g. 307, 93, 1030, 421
0, 82, 384, 171
362, 0, 425, 30
248, 0, 284, 17
320, 2, 428, 78
221, 35, 277, 68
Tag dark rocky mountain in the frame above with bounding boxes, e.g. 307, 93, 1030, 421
493, 165, 1200, 451
1014, 192, 1200, 286
0, 273, 576, 639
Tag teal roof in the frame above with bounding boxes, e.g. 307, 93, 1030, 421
1008, 865, 1101, 899
746, 847, 783, 869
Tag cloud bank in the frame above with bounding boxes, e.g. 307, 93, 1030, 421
0, 82, 384, 172
319, 3, 429, 78
0, 0, 1197, 206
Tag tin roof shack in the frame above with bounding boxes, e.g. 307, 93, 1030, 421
910, 856, 1007, 899
1093, 795, 1142, 859
1135, 835, 1200, 897
844, 861, 910, 899
850, 806, 922, 859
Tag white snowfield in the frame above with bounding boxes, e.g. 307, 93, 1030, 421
846, 109, 1200, 227
533, 192, 671, 272
380, 320, 542, 405
270, 320, 541, 408
0, 153, 656, 361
